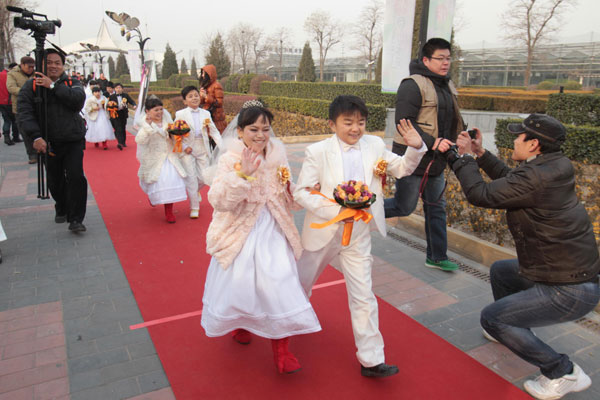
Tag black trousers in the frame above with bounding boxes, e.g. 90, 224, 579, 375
47, 140, 88, 223
113, 116, 127, 145
0, 104, 20, 141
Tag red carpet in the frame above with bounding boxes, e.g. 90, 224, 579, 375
84, 135, 531, 400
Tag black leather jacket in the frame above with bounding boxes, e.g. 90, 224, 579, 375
17, 73, 86, 143
452, 150, 600, 284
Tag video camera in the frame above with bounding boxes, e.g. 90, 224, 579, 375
7, 6, 61, 35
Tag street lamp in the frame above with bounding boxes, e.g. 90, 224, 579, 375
105, 11, 150, 66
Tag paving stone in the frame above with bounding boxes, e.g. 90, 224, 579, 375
68, 348, 130, 375
137, 370, 170, 393
100, 355, 163, 384
127, 341, 158, 360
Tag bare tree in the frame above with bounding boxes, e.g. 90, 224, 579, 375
503, 0, 577, 86
228, 24, 254, 74
249, 28, 268, 74
1, 0, 36, 68
304, 10, 343, 81
353, 0, 383, 82
268, 27, 291, 81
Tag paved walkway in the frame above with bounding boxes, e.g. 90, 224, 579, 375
0, 138, 598, 399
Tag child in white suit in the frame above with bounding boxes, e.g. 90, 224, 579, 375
294, 95, 427, 378
175, 86, 222, 218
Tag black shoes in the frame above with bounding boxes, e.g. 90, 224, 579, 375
117, 144, 123, 151
360, 363, 399, 378
28, 156, 37, 164
68, 221, 86, 232
4, 139, 14, 146
55, 214, 67, 223
12, 137, 23, 143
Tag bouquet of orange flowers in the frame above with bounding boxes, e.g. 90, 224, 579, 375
168, 120, 191, 153
167, 119, 191, 136
310, 180, 375, 246
333, 180, 376, 209
106, 100, 119, 119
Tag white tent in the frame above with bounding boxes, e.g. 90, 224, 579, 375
62, 20, 126, 54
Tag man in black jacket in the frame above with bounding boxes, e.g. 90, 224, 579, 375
384, 38, 463, 272
17, 49, 88, 232
451, 114, 600, 400
108, 83, 136, 150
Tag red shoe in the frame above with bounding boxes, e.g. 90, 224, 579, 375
94, 142, 99, 148
232, 329, 252, 344
271, 338, 301, 374
102, 141, 108, 150
164, 203, 176, 223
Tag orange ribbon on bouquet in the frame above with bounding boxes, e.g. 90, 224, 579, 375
172, 133, 189, 153
309, 191, 373, 246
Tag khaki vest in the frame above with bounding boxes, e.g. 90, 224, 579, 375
394, 74, 464, 145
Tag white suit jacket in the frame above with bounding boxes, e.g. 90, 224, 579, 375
174, 107, 222, 156
294, 134, 426, 252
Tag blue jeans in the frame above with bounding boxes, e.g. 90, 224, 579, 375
481, 259, 600, 379
384, 173, 448, 261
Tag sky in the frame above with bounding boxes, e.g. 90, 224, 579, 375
12, 0, 600, 62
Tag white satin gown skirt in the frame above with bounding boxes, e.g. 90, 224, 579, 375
139, 159, 187, 205
201, 207, 321, 339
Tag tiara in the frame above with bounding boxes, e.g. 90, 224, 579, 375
242, 100, 264, 109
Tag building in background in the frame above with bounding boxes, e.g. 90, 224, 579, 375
459, 41, 600, 88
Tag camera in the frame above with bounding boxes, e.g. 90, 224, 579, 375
7, 6, 61, 35
467, 129, 478, 140
443, 144, 461, 166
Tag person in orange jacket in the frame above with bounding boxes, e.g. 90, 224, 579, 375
198, 64, 226, 134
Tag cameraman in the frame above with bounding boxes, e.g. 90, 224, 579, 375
448, 114, 600, 400
17, 49, 88, 233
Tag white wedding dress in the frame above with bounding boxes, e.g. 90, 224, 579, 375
201, 206, 321, 339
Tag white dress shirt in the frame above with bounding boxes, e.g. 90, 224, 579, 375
337, 136, 365, 182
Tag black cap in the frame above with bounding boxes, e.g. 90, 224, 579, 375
507, 113, 566, 144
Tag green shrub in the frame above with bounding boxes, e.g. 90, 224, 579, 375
222, 74, 242, 93
496, 118, 600, 164
150, 79, 169, 87
238, 74, 257, 94
260, 82, 396, 108
181, 78, 198, 89
563, 81, 582, 90
462, 85, 528, 90
546, 93, 600, 126
166, 74, 190, 88
119, 74, 131, 84
458, 94, 546, 113
249, 74, 274, 94
258, 95, 387, 131
537, 80, 555, 90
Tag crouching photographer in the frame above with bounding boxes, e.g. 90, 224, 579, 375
446, 114, 600, 400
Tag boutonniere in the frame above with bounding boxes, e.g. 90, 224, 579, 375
374, 158, 388, 186
277, 166, 290, 185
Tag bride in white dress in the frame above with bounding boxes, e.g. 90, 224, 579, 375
201, 101, 321, 374
84, 87, 115, 149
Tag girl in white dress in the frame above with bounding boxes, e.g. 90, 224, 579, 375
85, 87, 115, 149
135, 96, 188, 223
201, 102, 321, 374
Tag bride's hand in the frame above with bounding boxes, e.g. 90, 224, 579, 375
240, 148, 261, 176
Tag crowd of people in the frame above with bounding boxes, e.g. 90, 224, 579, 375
1, 37, 599, 399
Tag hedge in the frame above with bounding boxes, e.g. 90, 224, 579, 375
546, 93, 600, 127
249, 74, 274, 94
258, 95, 387, 132
260, 82, 396, 108
458, 94, 547, 113
238, 74, 257, 94
495, 118, 600, 164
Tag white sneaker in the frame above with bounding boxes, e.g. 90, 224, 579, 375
190, 209, 199, 219
524, 363, 592, 400
482, 328, 499, 343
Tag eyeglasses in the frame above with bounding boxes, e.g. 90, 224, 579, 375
429, 56, 452, 63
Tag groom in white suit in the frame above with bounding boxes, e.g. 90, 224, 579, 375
294, 95, 426, 377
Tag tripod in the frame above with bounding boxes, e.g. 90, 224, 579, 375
32, 31, 50, 199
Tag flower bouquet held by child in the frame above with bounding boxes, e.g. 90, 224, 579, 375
201, 101, 320, 374
167, 119, 191, 153
310, 180, 375, 246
